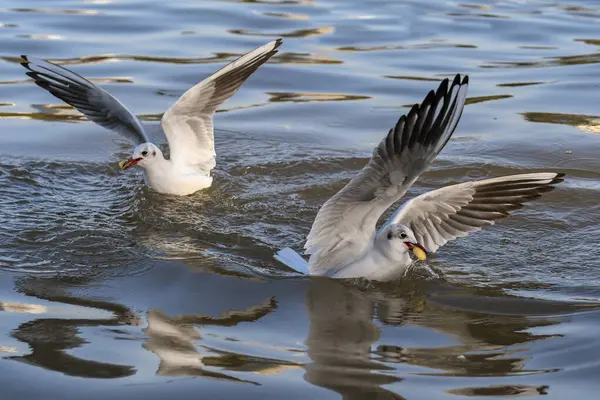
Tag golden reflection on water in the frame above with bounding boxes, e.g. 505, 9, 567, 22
399, 94, 513, 109
0, 345, 17, 353
229, 26, 334, 39
483, 49, 600, 69
274, 52, 342, 65
0, 301, 47, 314
335, 40, 477, 53
457, 4, 491, 10
446, 12, 509, 19
385, 75, 443, 82
464, 94, 513, 105
522, 112, 600, 134
259, 11, 310, 20
496, 81, 545, 88
268, 92, 371, 103
6, 50, 340, 67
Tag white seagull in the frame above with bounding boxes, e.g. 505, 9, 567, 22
21, 39, 283, 196
275, 75, 564, 281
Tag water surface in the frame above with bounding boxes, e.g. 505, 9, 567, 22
1, 0, 600, 398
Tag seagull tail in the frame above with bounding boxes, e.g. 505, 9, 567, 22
274, 247, 309, 275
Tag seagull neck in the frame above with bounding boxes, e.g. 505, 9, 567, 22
374, 236, 411, 264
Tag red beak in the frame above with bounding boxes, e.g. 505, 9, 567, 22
404, 241, 427, 255
119, 157, 142, 170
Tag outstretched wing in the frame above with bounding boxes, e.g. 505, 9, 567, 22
161, 39, 282, 174
21, 56, 148, 145
305, 75, 469, 276
385, 172, 564, 253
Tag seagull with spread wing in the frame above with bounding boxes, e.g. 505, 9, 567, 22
21, 39, 282, 196
275, 75, 564, 281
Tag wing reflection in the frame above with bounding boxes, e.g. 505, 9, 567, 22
143, 297, 296, 381
7, 276, 139, 379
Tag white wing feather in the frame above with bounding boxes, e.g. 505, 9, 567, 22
386, 172, 565, 253
161, 39, 282, 173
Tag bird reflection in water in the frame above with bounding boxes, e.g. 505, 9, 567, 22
301, 276, 586, 399
143, 296, 299, 383
6, 276, 140, 379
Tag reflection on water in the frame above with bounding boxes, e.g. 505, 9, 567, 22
464, 95, 513, 105
336, 42, 477, 52
0, 301, 47, 314
6, 276, 140, 379
268, 92, 371, 103
496, 81, 545, 88
523, 112, 600, 134
144, 297, 280, 382
230, 26, 334, 38
2, 0, 600, 398
259, 11, 310, 20
2, 270, 600, 398
305, 279, 405, 399
301, 277, 589, 398
10, 8, 101, 15
447, 385, 549, 397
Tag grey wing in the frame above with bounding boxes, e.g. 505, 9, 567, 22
161, 39, 282, 174
21, 56, 148, 145
386, 172, 565, 253
305, 74, 469, 275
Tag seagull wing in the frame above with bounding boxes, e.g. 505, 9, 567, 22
305, 75, 469, 275
160, 39, 282, 174
385, 173, 564, 253
21, 56, 148, 145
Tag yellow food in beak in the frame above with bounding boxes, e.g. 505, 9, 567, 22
412, 246, 427, 261
119, 157, 141, 170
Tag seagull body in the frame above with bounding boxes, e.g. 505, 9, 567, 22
275, 75, 564, 281
21, 39, 283, 196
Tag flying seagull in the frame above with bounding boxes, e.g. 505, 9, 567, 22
274, 75, 564, 281
21, 39, 283, 196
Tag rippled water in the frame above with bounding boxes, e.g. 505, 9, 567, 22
1, 0, 600, 398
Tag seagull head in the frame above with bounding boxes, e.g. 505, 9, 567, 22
381, 223, 427, 261
119, 143, 162, 170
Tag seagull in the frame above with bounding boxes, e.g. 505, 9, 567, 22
21, 39, 283, 196
274, 75, 564, 281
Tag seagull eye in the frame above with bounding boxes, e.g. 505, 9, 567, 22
387, 232, 393, 240
141, 150, 148, 156
400, 232, 407, 239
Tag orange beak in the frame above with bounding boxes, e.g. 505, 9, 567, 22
119, 157, 142, 170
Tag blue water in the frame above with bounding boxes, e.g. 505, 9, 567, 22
1, 0, 600, 398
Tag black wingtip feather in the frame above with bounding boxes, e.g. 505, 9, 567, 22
383, 73, 469, 164
452, 74, 461, 87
